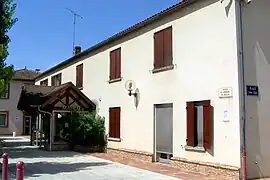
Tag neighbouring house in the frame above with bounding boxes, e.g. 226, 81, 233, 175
0, 68, 41, 136
30, 0, 270, 179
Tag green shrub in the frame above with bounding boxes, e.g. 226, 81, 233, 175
59, 110, 107, 148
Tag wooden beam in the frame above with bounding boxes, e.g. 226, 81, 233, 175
50, 92, 68, 108
69, 92, 86, 109
66, 90, 70, 107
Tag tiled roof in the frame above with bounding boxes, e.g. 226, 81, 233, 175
17, 82, 96, 110
21, 82, 71, 96
35, 0, 197, 80
13, 69, 41, 81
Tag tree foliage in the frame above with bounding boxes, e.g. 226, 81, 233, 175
0, 0, 17, 95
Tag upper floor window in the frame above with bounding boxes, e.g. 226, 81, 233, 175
76, 64, 83, 88
0, 84, 10, 99
40, 79, 48, 86
51, 73, 62, 86
109, 48, 121, 82
153, 26, 173, 71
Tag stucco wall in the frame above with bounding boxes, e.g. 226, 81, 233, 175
241, 0, 270, 179
0, 80, 27, 135
36, 0, 241, 167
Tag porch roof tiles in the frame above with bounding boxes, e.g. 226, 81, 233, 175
17, 82, 96, 111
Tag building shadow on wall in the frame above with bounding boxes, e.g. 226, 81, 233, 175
241, 2, 270, 178
245, 41, 270, 179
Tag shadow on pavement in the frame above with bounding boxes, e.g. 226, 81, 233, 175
2, 139, 113, 179
8, 161, 110, 179
3, 146, 80, 159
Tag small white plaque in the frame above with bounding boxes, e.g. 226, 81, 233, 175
223, 109, 229, 122
218, 87, 233, 98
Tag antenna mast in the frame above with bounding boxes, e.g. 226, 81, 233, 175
66, 8, 83, 55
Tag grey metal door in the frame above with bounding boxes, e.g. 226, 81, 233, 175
155, 103, 173, 154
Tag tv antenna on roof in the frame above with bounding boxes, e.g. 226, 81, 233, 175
66, 8, 83, 55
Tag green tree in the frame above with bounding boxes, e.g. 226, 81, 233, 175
0, 0, 17, 95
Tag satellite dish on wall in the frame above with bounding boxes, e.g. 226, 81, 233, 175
125, 80, 136, 92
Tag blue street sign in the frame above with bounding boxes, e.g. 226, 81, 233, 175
247, 85, 259, 96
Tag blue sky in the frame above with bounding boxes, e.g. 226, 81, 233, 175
7, 0, 179, 71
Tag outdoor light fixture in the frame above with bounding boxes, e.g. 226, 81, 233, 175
125, 80, 137, 97
125, 80, 140, 109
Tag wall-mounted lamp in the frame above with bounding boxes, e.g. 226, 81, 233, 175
125, 80, 137, 97
125, 80, 140, 109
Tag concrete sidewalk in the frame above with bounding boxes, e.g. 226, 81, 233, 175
2, 142, 180, 180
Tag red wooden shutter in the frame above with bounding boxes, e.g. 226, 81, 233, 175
51, 76, 54, 86
186, 101, 195, 146
115, 107, 121, 138
109, 108, 114, 138
76, 64, 83, 88
163, 27, 172, 66
203, 100, 211, 150
154, 31, 162, 69
110, 52, 115, 80
59, 73, 62, 85
76, 65, 79, 87
115, 48, 121, 79
80, 64, 83, 87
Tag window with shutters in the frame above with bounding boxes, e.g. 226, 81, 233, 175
40, 79, 48, 86
186, 100, 212, 151
0, 111, 8, 127
153, 26, 173, 73
109, 48, 121, 83
51, 73, 62, 86
108, 107, 121, 140
76, 64, 83, 88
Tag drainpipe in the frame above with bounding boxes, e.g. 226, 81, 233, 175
37, 106, 53, 151
236, 0, 247, 179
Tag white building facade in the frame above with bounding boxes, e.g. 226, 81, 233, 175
34, 0, 270, 179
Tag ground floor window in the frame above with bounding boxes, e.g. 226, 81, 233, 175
0, 111, 8, 127
186, 100, 212, 150
109, 107, 121, 139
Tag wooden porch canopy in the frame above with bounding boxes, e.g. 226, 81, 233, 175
17, 82, 96, 112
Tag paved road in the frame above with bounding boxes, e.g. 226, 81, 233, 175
3, 144, 180, 180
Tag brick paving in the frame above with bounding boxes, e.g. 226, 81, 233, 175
4, 145, 181, 180
91, 151, 219, 180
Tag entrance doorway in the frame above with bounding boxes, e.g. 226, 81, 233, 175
154, 103, 173, 163
23, 115, 31, 135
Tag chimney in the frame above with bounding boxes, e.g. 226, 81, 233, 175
74, 46, 82, 55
